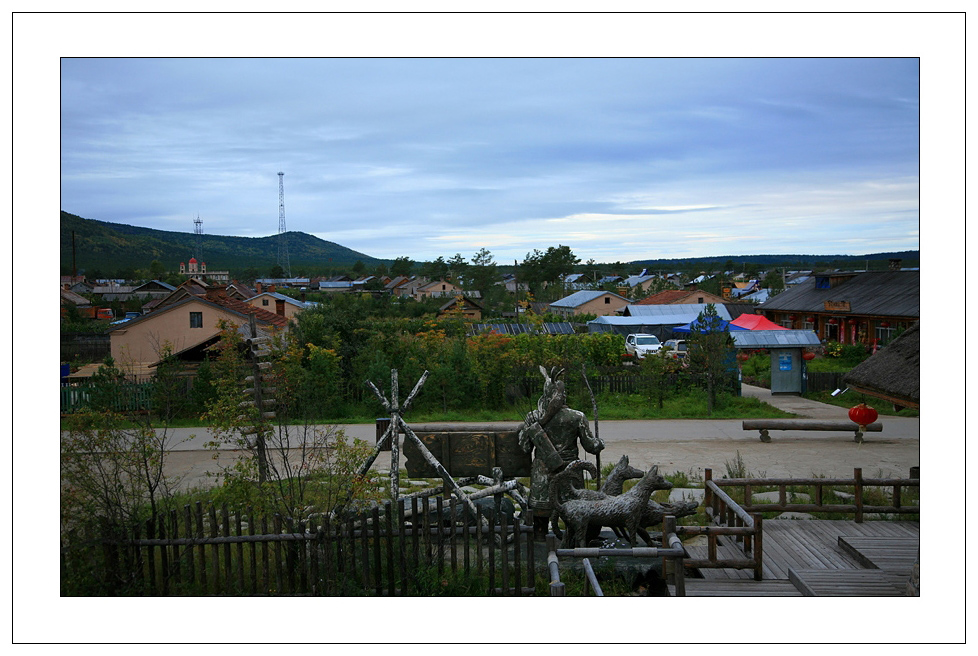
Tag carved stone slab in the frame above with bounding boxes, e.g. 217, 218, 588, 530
404, 429, 532, 478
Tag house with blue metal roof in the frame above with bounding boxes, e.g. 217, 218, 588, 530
549, 290, 632, 318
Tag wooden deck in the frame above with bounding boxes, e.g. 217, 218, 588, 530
671, 519, 919, 596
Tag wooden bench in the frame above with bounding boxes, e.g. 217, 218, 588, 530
742, 419, 883, 443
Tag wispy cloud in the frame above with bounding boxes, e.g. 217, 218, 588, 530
60, 57, 919, 263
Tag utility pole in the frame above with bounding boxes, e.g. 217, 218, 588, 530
277, 172, 291, 278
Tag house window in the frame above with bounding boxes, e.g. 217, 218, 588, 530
604, 297, 611, 304
262, 299, 269, 306
697, 297, 704, 303
875, 326, 896, 344
190, 311, 203, 328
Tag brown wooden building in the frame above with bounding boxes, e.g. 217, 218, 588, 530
757, 270, 918, 347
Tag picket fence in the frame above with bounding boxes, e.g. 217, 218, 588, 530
80, 495, 537, 596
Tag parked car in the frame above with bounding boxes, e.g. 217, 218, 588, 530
661, 339, 688, 359
625, 333, 662, 358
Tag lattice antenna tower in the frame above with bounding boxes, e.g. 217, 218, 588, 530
193, 214, 203, 263
277, 172, 291, 277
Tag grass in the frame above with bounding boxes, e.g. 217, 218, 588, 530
61, 388, 795, 430
802, 389, 918, 417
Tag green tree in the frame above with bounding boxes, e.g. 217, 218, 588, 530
469, 248, 503, 315
447, 253, 468, 285
685, 304, 736, 415
149, 260, 166, 279
269, 263, 286, 279
391, 256, 415, 277
419, 256, 449, 281
763, 268, 786, 296
519, 245, 581, 300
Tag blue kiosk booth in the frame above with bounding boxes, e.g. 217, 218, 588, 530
731, 330, 822, 395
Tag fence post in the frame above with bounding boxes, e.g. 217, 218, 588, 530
753, 513, 763, 581
704, 468, 714, 518
854, 468, 864, 523
546, 534, 564, 597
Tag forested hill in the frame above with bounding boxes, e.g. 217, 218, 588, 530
629, 251, 919, 272
60, 211, 380, 276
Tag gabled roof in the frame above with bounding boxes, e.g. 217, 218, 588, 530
438, 296, 483, 312
731, 330, 822, 349
622, 274, 657, 287
60, 289, 90, 306
251, 291, 306, 308
226, 281, 258, 299
132, 280, 177, 293
550, 290, 631, 308
109, 293, 288, 333
417, 279, 459, 291
843, 321, 920, 408
758, 270, 919, 317
636, 290, 693, 305
623, 303, 732, 320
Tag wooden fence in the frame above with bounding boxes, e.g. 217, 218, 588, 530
69, 494, 537, 596
805, 371, 846, 393
706, 467, 920, 523
60, 381, 156, 414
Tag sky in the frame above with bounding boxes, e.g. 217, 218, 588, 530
60, 56, 921, 265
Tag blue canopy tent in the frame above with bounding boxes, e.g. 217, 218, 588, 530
673, 319, 749, 334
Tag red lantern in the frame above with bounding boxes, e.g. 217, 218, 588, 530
848, 403, 879, 427
829, 318, 838, 325
789, 314, 797, 321
880, 321, 891, 328
807, 316, 816, 323
802, 351, 816, 361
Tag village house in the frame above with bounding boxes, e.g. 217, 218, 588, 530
413, 279, 464, 300
635, 288, 729, 306
548, 290, 632, 318
757, 266, 919, 347
437, 295, 483, 320
105, 280, 288, 370
244, 290, 308, 322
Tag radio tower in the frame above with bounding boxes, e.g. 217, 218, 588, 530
277, 172, 291, 278
193, 214, 203, 263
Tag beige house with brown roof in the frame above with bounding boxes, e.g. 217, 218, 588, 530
107, 283, 287, 368
413, 279, 464, 300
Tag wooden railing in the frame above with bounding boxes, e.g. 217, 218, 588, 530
546, 516, 687, 596
706, 467, 920, 523
681, 472, 763, 580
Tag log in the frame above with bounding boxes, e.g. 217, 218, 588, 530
742, 419, 882, 431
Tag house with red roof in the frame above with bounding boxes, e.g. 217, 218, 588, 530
635, 288, 728, 306
106, 280, 288, 369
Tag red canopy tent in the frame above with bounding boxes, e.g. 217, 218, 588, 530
729, 314, 788, 330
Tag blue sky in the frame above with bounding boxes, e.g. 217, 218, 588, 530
60, 56, 920, 264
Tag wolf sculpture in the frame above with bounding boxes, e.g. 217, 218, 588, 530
550, 461, 664, 548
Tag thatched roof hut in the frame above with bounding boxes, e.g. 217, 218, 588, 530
843, 321, 919, 409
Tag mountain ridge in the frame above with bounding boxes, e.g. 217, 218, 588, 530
60, 211, 380, 276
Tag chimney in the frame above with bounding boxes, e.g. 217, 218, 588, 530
256, 282, 263, 293
889, 258, 902, 271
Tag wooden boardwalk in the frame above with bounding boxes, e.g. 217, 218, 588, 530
671, 519, 919, 596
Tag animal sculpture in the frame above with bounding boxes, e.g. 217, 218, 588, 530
550, 461, 664, 548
